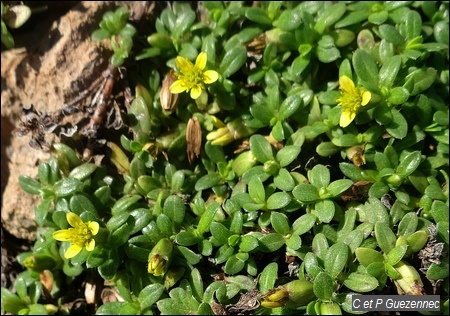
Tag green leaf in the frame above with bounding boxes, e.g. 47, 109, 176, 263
327, 179, 353, 197
54, 178, 81, 197
304, 252, 322, 280
396, 151, 421, 177
239, 235, 259, 252
339, 162, 364, 181
352, 49, 379, 87
245, 7, 272, 25
437, 222, 449, 244
210, 222, 231, 245
18, 175, 41, 195
215, 244, 234, 264
293, 213, 317, 236
156, 287, 200, 315
176, 231, 201, 246
314, 200, 335, 223
293, 183, 320, 203
405, 231, 428, 255
342, 272, 379, 292
219, 45, 247, 78
163, 195, 185, 225
314, 2, 346, 34
324, 242, 348, 278
405, 68, 437, 96
397, 212, 418, 237
70, 194, 98, 217
259, 262, 278, 294
195, 173, 222, 191
312, 233, 329, 261
277, 146, 301, 167
266, 192, 291, 210
112, 195, 141, 215
309, 164, 330, 188
197, 203, 218, 235
276, 9, 302, 31
248, 177, 265, 204
177, 245, 201, 265
313, 272, 335, 301
224, 253, 247, 274
387, 87, 410, 105
129, 208, 152, 235
139, 284, 164, 311
279, 95, 301, 120
172, 8, 196, 38
270, 212, 291, 235
286, 234, 302, 250
258, 233, 285, 252
374, 222, 397, 254
274, 168, 295, 191
250, 134, 274, 163
379, 24, 404, 45
426, 258, 449, 280
430, 200, 449, 223
386, 245, 408, 266
343, 230, 364, 253
316, 141, 340, 157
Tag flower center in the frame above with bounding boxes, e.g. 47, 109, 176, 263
340, 88, 363, 111
68, 224, 94, 247
180, 66, 204, 88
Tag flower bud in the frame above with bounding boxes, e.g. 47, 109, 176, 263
186, 117, 202, 164
148, 238, 173, 276
232, 150, 257, 177
160, 70, 179, 113
263, 160, 280, 175
319, 301, 342, 315
386, 173, 403, 188
23, 255, 57, 273
261, 280, 316, 309
393, 260, 425, 295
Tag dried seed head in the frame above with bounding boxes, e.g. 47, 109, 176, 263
160, 70, 179, 112
346, 144, 366, 166
186, 117, 202, 164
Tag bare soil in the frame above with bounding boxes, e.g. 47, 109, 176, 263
1, 1, 155, 311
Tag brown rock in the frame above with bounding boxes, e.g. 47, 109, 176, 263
0, 1, 144, 240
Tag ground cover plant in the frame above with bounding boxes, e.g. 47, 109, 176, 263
1, 1, 449, 315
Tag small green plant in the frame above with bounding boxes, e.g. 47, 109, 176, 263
2, 2, 449, 315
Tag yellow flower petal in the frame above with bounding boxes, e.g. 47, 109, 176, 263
339, 75, 355, 92
65, 244, 82, 259
67, 212, 83, 228
203, 70, 219, 84
52, 229, 71, 241
175, 56, 193, 72
361, 91, 371, 106
339, 110, 356, 128
86, 239, 96, 252
88, 221, 99, 236
169, 80, 187, 94
190, 86, 202, 99
195, 52, 207, 70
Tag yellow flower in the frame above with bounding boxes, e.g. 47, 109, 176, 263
52, 212, 99, 259
336, 75, 371, 127
169, 52, 219, 99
